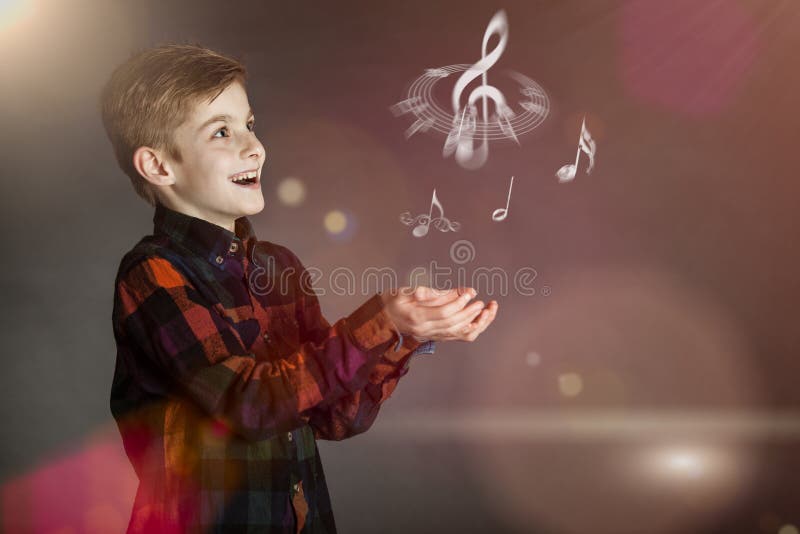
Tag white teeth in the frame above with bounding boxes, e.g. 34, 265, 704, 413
231, 170, 257, 183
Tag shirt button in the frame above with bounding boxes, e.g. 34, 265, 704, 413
215, 255, 224, 264
287, 431, 293, 441
229, 242, 238, 253
263, 333, 270, 342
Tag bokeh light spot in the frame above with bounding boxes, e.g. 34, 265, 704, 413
667, 452, 703, 478
525, 351, 541, 367
323, 210, 348, 235
276, 176, 306, 207
558, 373, 583, 397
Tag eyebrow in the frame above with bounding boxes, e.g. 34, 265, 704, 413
198, 108, 255, 132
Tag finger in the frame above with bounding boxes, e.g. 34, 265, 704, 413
415, 289, 460, 307
417, 291, 462, 307
394, 287, 416, 300
416, 301, 485, 341
444, 301, 496, 341
423, 290, 481, 321
403, 286, 446, 304
424, 299, 485, 334
416, 286, 476, 307
406, 290, 476, 325
463, 301, 498, 340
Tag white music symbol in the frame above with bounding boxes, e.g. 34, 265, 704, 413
400, 189, 461, 238
444, 10, 512, 170
556, 116, 597, 183
491, 176, 514, 222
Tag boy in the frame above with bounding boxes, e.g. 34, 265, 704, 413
102, 44, 498, 533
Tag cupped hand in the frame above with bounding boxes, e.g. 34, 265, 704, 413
380, 286, 499, 342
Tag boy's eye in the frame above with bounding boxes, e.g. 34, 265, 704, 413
212, 121, 256, 138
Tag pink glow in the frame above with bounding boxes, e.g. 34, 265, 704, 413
619, 0, 759, 116
2, 425, 137, 534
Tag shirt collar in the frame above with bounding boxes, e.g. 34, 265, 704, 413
153, 202, 257, 269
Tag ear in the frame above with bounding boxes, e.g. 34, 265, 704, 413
133, 146, 175, 187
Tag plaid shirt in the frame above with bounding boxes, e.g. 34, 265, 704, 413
110, 202, 435, 533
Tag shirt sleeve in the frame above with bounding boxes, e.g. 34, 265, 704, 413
113, 254, 401, 443
288, 254, 429, 441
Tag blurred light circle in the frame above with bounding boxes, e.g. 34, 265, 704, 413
323, 210, 347, 235
661, 449, 704, 479
276, 177, 306, 207
525, 351, 541, 367
322, 209, 359, 242
779, 526, 799, 534
558, 373, 583, 397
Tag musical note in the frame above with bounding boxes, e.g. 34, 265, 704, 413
443, 107, 467, 155
512, 71, 550, 122
405, 117, 435, 139
425, 68, 450, 78
520, 86, 546, 99
390, 96, 428, 117
443, 105, 473, 156
400, 189, 461, 238
491, 176, 514, 222
391, 14, 550, 166
556, 116, 597, 183
495, 105, 519, 145
446, 10, 510, 170
520, 101, 546, 114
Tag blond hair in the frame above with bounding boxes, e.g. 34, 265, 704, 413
99, 43, 248, 206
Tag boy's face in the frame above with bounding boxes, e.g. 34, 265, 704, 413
159, 80, 266, 231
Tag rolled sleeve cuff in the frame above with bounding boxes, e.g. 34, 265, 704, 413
394, 332, 437, 376
411, 339, 436, 356
345, 294, 399, 355
395, 332, 436, 356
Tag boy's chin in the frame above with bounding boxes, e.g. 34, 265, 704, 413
235, 199, 265, 216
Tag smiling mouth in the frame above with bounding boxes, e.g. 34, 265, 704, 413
230, 170, 259, 186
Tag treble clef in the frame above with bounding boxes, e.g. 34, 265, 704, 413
445, 10, 512, 170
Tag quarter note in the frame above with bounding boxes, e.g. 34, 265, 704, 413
491, 176, 514, 222
556, 116, 597, 183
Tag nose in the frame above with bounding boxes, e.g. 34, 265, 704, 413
241, 135, 265, 164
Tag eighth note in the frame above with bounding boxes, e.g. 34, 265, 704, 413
400, 189, 461, 238
556, 116, 597, 183
491, 176, 514, 222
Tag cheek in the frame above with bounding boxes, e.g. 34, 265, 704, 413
204, 150, 235, 182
